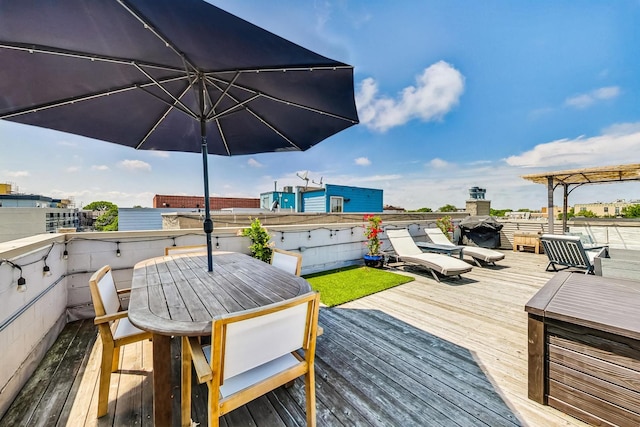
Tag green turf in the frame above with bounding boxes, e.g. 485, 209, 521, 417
303, 265, 414, 307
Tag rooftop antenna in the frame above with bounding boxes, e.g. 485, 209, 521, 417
296, 171, 309, 189
312, 176, 323, 186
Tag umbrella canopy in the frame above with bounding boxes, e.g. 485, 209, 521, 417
0, 0, 359, 271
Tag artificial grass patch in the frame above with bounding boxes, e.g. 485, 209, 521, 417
303, 265, 414, 307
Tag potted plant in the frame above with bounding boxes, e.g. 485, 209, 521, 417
435, 215, 454, 242
363, 214, 384, 267
240, 218, 273, 262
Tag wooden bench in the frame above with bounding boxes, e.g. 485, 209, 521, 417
513, 232, 542, 254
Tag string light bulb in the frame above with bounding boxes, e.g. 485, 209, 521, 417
63, 243, 69, 260
116, 241, 121, 257
17, 276, 27, 293
43, 264, 52, 277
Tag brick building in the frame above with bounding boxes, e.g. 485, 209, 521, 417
152, 194, 259, 210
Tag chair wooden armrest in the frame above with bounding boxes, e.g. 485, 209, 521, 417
116, 288, 131, 295
186, 336, 213, 384
94, 311, 128, 325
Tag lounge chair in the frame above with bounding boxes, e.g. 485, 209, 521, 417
386, 229, 473, 281
540, 234, 608, 274
425, 228, 505, 267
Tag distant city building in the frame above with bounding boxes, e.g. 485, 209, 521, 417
383, 205, 405, 213
261, 184, 383, 213
540, 206, 563, 218
573, 200, 639, 217
468, 186, 486, 200
153, 194, 259, 210
0, 184, 78, 242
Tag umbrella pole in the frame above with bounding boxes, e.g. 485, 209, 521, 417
199, 78, 214, 271
201, 126, 214, 271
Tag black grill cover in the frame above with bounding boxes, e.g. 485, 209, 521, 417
457, 216, 503, 248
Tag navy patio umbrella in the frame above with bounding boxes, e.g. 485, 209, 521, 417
0, 0, 359, 271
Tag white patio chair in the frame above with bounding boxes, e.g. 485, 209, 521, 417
271, 248, 303, 276
88, 265, 152, 418
182, 291, 321, 427
164, 244, 207, 256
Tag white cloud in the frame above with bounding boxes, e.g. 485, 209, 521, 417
354, 157, 371, 166
118, 159, 151, 172
428, 158, 450, 169
564, 86, 620, 109
66, 166, 80, 173
505, 121, 640, 168
5, 170, 30, 177
92, 165, 110, 171
57, 140, 78, 147
149, 151, 170, 158
247, 158, 264, 167
356, 61, 465, 132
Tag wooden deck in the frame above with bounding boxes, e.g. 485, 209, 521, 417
0, 251, 590, 426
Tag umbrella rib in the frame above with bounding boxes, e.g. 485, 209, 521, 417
246, 108, 302, 150
136, 82, 195, 150
0, 41, 187, 75
206, 74, 357, 124
207, 94, 261, 121
215, 119, 231, 156
117, 0, 198, 73
206, 78, 301, 150
205, 64, 354, 75
0, 75, 188, 120
210, 72, 241, 115
133, 63, 197, 119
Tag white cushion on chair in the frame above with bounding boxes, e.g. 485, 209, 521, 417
202, 346, 300, 397
114, 317, 147, 340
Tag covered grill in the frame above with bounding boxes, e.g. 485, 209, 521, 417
456, 216, 503, 248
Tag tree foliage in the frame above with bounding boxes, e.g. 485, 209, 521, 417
437, 204, 458, 212
490, 208, 511, 217
84, 200, 118, 231
560, 207, 597, 220
622, 204, 640, 218
414, 207, 433, 212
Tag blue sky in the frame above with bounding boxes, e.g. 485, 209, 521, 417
2, 0, 640, 210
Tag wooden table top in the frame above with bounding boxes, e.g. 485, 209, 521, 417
525, 271, 640, 340
128, 251, 312, 336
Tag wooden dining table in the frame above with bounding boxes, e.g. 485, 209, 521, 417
128, 251, 312, 427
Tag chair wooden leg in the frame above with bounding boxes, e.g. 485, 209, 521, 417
305, 367, 316, 427
111, 345, 121, 372
98, 341, 114, 418
181, 337, 192, 427
208, 383, 219, 427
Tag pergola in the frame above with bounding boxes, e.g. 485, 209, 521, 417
521, 163, 640, 233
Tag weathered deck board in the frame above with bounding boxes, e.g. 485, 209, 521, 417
1, 251, 591, 426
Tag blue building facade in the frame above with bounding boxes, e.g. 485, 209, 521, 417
260, 184, 383, 213
302, 184, 383, 213
260, 191, 296, 211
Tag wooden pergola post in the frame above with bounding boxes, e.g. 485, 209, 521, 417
547, 176, 554, 234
